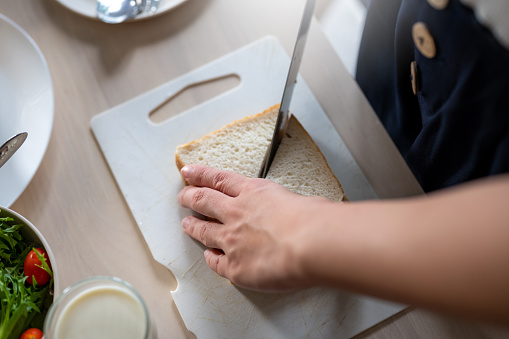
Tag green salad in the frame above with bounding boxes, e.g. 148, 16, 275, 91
0, 211, 53, 339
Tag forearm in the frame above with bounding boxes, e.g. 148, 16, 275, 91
301, 175, 509, 323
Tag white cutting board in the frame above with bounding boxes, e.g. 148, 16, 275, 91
91, 36, 404, 338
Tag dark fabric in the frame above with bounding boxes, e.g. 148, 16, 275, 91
356, 0, 509, 192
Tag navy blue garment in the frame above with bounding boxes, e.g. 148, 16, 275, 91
356, 0, 509, 192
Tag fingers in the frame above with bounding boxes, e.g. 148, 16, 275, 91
181, 165, 247, 197
178, 185, 235, 221
182, 216, 224, 249
204, 248, 230, 279
183, 218, 232, 281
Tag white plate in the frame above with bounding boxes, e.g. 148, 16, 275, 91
55, 0, 188, 21
0, 14, 54, 207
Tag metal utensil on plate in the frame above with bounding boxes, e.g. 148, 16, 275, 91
143, 0, 161, 13
258, 0, 315, 178
0, 132, 28, 169
97, 0, 161, 23
97, 0, 144, 24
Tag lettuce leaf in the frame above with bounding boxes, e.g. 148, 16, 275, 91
0, 211, 53, 339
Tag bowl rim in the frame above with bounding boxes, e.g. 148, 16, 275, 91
0, 205, 60, 295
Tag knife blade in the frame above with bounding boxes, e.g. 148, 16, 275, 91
259, 0, 315, 178
0, 132, 28, 169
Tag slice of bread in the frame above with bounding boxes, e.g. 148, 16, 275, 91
175, 104, 346, 202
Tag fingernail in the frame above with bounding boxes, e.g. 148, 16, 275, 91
182, 217, 190, 229
181, 165, 194, 179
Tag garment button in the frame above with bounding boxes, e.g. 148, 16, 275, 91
411, 61, 419, 95
427, 0, 449, 10
412, 22, 437, 58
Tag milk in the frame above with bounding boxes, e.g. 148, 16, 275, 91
44, 277, 155, 339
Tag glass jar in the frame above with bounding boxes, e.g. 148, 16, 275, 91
44, 276, 156, 339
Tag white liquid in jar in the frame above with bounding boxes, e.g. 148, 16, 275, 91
54, 285, 147, 339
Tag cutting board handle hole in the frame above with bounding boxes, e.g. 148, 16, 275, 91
149, 74, 241, 124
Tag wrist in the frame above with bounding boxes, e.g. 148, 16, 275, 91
292, 198, 350, 288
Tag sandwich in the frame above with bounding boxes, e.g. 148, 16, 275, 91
175, 104, 346, 202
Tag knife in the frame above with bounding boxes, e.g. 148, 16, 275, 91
259, 0, 316, 178
0, 132, 28, 169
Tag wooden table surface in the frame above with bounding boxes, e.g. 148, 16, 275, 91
1, 0, 508, 337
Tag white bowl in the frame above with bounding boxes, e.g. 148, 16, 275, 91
0, 206, 60, 295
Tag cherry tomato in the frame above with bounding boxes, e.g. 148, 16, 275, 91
24, 248, 51, 286
20, 328, 43, 339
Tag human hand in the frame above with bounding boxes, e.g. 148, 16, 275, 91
180, 167, 509, 322
177, 164, 337, 291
